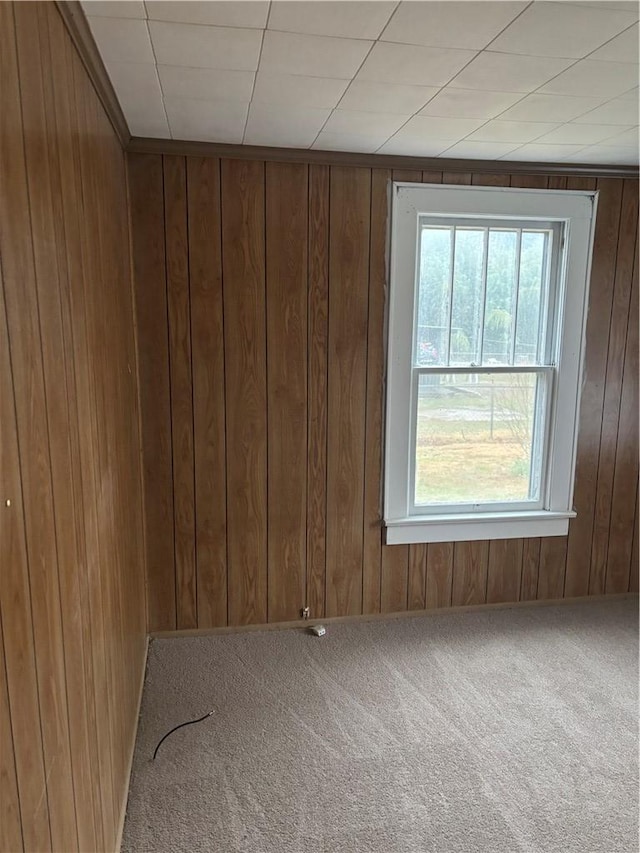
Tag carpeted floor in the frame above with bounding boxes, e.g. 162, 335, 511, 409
123, 599, 639, 853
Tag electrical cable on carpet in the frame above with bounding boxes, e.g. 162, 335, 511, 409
152, 711, 214, 760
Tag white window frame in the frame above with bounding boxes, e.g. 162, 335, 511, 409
384, 182, 598, 545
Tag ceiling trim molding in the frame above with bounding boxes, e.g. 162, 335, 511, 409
126, 136, 639, 178
55, 0, 131, 147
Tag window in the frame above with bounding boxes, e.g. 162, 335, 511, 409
385, 182, 598, 545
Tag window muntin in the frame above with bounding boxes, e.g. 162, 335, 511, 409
385, 183, 597, 545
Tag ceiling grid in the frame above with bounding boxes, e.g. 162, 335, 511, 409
82, 0, 639, 165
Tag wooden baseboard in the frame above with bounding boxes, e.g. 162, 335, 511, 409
115, 636, 148, 853
149, 592, 637, 639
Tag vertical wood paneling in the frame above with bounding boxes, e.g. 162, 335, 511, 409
486, 539, 523, 604
307, 164, 329, 619
6, 7, 78, 848
425, 543, 454, 609
520, 539, 541, 601
1, 4, 148, 850
326, 166, 371, 617
472, 173, 510, 187
443, 173, 472, 185
266, 162, 308, 622
381, 546, 409, 613
566, 177, 619, 596
538, 536, 567, 599
630, 490, 639, 593
606, 226, 639, 593
538, 537, 570, 600
510, 175, 549, 189
0, 618, 22, 853
222, 158, 268, 625
362, 168, 390, 615
79, 78, 125, 832
452, 541, 490, 607
187, 157, 227, 628
591, 179, 638, 592
70, 49, 117, 847
132, 155, 638, 632
408, 545, 428, 611
128, 153, 175, 632
18, 8, 100, 847
0, 255, 51, 853
46, 13, 106, 848
164, 155, 197, 629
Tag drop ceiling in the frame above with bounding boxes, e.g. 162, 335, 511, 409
82, 0, 640, 165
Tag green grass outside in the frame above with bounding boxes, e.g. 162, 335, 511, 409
415, 379, 533, 504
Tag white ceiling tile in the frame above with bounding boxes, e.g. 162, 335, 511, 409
377, 137, 457, 156
500, 143, 588, 161
394, 114, 485, 140
468, 120, 560, 143
490, 2, 637, 59
252, 73, 349, 109
158, 66, 254, 103
573, 93, 639, 124
381, 2, 526, 50
358, 42, 477, 87
80, 0, 640, 163
573, 2, 639, 12
81, 1, 146, 18
313, 131, 387, 153
86, 16, 154, 63
145, 1, 269, 28
419, 88, 523, 119
123, 102, 169, 137
560, 146, 639, 164
603, 125, 640, 146
536, 122, 633, 145
498, 93, 606, 122
588, 23, 639, 63
268, 1, 396, 40
450, 52, 573, 93
244, 103, 330, 147
539, 60, 639, 98
594, 149, 639, 165
337, 80, 439, 115
149, 21, 262, 71
105, 61, 168, 136
105, 60, 161, 100
323, 109, 408, 137
440, 140, 522, 159
259, 31, 372, 79
165, 97, 248, 142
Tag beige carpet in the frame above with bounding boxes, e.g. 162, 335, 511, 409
123, 599, 638, 853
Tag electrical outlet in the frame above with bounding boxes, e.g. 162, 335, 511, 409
301, 606, 310, 620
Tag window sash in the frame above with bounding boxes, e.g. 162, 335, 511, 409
408, 366, 554, 516
413, 219, 561, 370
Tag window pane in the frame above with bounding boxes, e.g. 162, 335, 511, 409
515, 231, 548, 365
416, 227, 451, 366
414, 372, 543, 506
450, 229, 486, 365
482, 230, 519, 365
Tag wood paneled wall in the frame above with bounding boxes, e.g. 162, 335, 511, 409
0, 3, 146, 851
129, 154, 638, 634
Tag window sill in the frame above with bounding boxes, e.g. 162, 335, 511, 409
384, 510, 576, 545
